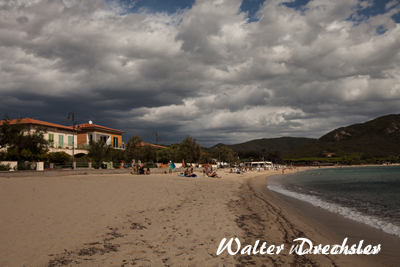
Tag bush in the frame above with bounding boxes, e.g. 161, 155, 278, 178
0, 163, 11, 171
92, 162, 100, 169
143, 162, 157, 168
47, 152, 71, 164
17, 164, 34, 170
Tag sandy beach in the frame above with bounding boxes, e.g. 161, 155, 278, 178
0, 169, 395, 266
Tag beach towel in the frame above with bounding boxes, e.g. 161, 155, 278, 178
169, 162, 176, 171
178, 174, 199, 178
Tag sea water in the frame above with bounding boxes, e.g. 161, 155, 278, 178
268, 166, 400, 237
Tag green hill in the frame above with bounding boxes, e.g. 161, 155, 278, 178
284, 114, 400, 159
212, 137, 316, 154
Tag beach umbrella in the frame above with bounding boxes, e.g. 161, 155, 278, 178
169, 162, 176, 171
182, 159, 185, 168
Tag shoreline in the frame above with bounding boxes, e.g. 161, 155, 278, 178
266, 169, 400, 266
0, 170, 396, 266
230, 172, 392, 266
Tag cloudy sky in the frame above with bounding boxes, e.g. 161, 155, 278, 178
1, 0, 399, 147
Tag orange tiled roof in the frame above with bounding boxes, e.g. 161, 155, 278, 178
140, 142, 167, 149
75, 123, 124, 134
0, 118, 125, 134
0, 118, 74, 131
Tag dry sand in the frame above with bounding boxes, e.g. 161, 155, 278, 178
0, 169, 395, 266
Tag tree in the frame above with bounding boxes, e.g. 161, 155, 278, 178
87, 140, 110, 166
86, 140, 126, 168
213, 146, 235, 165
178, 136, 201, 164
158, 144, 179, 163
268, 150, 284, 164
109, 149, 125, 164
125, 135, 145, 163
0, 114, 48, 163
199, 152, 213, 164
0, 115, 23, 150
141, 144, 156, 163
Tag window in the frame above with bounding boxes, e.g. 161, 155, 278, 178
113, 137, 118, 148
49, 133, 54, 147
58, 135, 64, 148
68, 136, 73, 147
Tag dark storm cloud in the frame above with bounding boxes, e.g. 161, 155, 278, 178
1, 0, 399, 147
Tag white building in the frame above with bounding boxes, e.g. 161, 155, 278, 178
243, 161, 274, 169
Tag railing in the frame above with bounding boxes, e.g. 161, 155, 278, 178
55, 163, 72, 170
77, 144, 90, 150
47, 142, 89, 150
49, 162, 90, 170
48, 142, 73, 149
48, 143, 123, 150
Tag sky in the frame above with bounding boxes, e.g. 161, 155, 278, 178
1, 0, 399, 147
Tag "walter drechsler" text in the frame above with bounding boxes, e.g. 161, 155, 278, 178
216, 237, 381, 256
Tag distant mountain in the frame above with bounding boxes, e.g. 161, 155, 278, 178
284, 114, 400, 158
211, 137, 316, 154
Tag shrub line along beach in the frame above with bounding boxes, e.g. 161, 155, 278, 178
0, 168, 396, 266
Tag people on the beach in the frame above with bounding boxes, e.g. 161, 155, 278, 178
184, 168, 198, 178
101, 162, 107, 169
135, 165, 145, 174
209, 171, 221, 178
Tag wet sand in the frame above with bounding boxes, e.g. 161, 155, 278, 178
0, 169, 394, 266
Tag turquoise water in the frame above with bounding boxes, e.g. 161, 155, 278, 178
268, 166, 400, 237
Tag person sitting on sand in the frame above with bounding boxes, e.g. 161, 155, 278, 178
183, 168, 197, 177
186, 173, 198, 178
208, 171, 221, 178
136, 165, 141, 174
146, 168, 151, 175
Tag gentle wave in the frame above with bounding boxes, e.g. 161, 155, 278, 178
268, 183, 400, 237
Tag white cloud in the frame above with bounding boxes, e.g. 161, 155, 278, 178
0, 0, 399, 146
385, 0, 399, 10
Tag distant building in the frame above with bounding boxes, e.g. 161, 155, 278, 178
0, 117, 170, 156
0, 118, 125, 156
75, 120, 124, 149
243, 161, 274, 169
141, 142, 168, 149
0, 118, 84, 156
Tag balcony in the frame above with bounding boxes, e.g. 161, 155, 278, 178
47, 142, 88, 156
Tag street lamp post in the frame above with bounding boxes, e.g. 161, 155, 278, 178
152, 131, 161, 166
218, 145, 220, 169
67, 112, 78, 170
